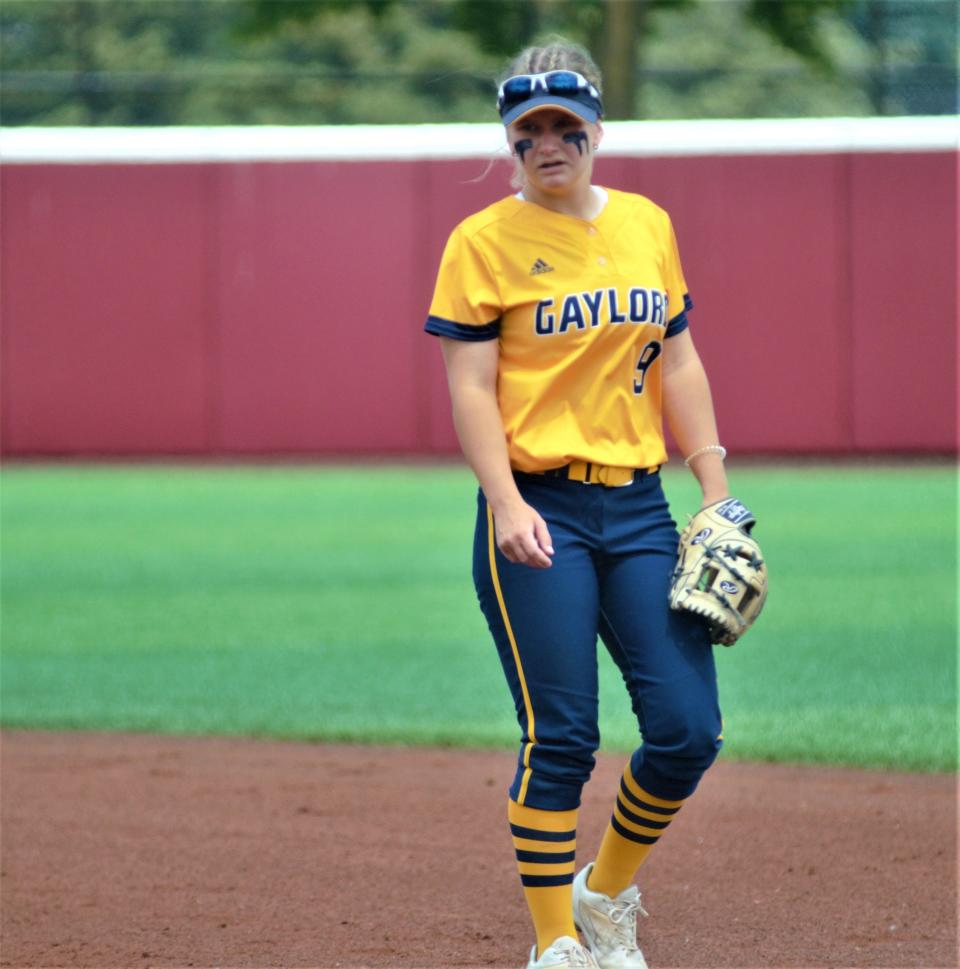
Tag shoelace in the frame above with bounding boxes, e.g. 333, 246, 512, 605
563, 946, 596, 969
605, 894, 649, 949
545, 939, 597, 968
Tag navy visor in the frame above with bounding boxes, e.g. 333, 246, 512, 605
498, 70, 604, 125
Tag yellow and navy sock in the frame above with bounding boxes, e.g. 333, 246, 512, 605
587, 764, 686, 899
508, 799, 578, 958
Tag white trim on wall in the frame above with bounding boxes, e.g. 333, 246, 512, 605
1, 116, 957, 164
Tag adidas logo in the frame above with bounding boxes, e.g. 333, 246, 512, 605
530, 258, 554, 275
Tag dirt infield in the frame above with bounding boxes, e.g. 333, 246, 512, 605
1, 731, 955, 969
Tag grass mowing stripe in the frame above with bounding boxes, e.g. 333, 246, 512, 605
1, 463, 955, 771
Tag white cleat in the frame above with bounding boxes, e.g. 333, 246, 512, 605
572, 864, 650, 969
527, 934, 601, 968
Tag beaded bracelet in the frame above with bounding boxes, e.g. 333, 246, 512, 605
683, 444, 727, 466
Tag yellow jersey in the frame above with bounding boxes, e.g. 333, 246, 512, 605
425, 188, 692, 473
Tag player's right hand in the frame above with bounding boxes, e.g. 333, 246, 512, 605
493, 500, 555, 569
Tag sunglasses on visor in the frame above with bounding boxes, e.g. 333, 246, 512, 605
497, 70, 603, 117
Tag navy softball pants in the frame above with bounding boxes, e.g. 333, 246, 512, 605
473, 469, 722, 811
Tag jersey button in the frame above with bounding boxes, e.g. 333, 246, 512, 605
587, 227, 598, 236
597, 256, 607, 266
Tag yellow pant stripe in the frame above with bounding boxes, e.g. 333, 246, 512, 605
489, 505, 536, 804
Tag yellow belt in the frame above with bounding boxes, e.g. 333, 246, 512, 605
536, 460, 659, 488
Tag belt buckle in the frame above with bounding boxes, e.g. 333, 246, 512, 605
563, 462, 639, 487
596, 465, 635, 487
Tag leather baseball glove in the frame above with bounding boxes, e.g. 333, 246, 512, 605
669, 497, 768, 646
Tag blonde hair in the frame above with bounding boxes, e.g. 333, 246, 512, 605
499, 40, 603, 190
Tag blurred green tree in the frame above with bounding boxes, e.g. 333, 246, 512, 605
851, 0, 959, 113
1, 1, 234, 124
243, 0, 860, 118
1, 0, 954, 125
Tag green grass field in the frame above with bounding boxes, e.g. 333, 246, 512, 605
1, 462, 956, 772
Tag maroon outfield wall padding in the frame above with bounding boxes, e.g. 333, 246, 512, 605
848, 152, 958, 452
1, 164, 214, 453
1, 151, 956, 456
214, 161, 424, 453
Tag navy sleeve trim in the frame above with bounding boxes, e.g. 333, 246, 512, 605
665, 311, 689, 338
424, 315, 500, 341
665, 293, 693, 338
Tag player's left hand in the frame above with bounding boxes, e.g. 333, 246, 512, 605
668, 497, 768, 646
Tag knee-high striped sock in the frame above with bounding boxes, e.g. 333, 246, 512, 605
508, 799, 578, 958
587, 764, 686, 898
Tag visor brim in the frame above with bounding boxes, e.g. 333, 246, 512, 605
500, 95, 601, 126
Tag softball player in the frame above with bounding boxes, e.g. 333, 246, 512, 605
425, 41, 729, 969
